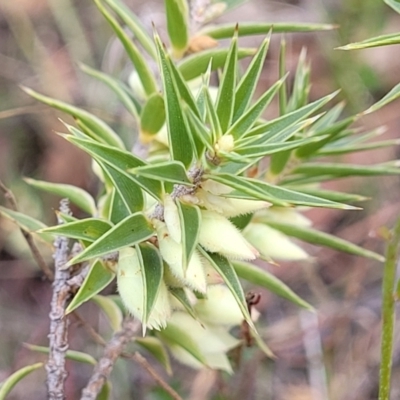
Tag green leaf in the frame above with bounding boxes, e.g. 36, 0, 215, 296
0, 206, 52, 242
108, 187, 133, 224
208, 173, 353, 209
385, 0, 400, 14
279, 38, 287, 116
79, 63, 140, 119
201, 22, 337, 39
284, 187, 368, 203
99, 161, 145, 215
140, 93, 166, 138
67, 212, 154, 265
66, 260, 115, 314
228, 75, 284, 138
290, 162, 400, 178
215, 33, 237, 133
66, 136, 163, 201
0, 363, 43, 400
169, 287, 198, 321
286, 48, 310, 112
92, 294, 124, 332
235, 134, 322, 159
232, 261, 314, 311
363, 82, 400, 114
169, 58, 201, 118
316, 139, 400, 156
204, 85, 222, 142
24, 344, 96, 365
199, 250, 253, 328
22, 87, 125, 149
184, 105, 214, 156
93, 0, 157, 96
155, 33, 194, 168
176, 202, 201, 270
241, 90, 339, 140
135, 337, 172, 375
40, 218, 113, 242
24, 178, 97, 216
165, 0, 189, 58
233, 35, 271, 122
264, 220, 385, 262
178, 47, 256, 81
159, 322, 208, 365
337, 32, 400, 50
138, 243, 164, 328
105, 0, 157, 59
130, 161, 191, 185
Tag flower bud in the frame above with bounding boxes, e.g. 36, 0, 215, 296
199, 210, 258, 260
164, 194, 181, 242
244, 223, 309, 261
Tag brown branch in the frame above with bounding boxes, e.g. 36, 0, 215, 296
0, 180, 54, 280
80, 316, 138, 400
46, 199, 72, 400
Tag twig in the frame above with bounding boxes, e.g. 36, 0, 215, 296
0, 180, 54, 280
379, 216, 400, 400
46, 199, 72, 400
80, 316, 138, 400
129, 352, 183, 400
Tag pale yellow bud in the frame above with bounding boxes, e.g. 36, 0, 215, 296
185, 250, 207, 293
194, 285, 243, 326
244, 223, 309, 261
199, 210, 258, 260
215, 134, 235, 153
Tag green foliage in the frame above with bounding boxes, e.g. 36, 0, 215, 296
8, 0, 400, 392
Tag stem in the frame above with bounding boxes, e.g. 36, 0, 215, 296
46, 199, 72, 400
80, 317, 138, 400
379, 216, 400, 400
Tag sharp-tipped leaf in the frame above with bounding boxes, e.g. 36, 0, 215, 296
40, 218, 113, 242
215, 34, 237, 133
130, 161, 191, 185
68, 212, 154, 265
284, 187, 368, 203
265, 220, 384, 262
208, 173, 353, 209
233, 261, 314, 311
80, 63, 140, 119
155, 34, 194, 167
177, 201, 201, 269
337, 32, 400, 50
178, 48, 256, 81
138, 243, 164, 328
66, 136, 162, 200
363, 82, 400, 114
229, 75, 284, 138
201, 22, 337, 39
93, 0, 157, 96
22, 87, 125, 149
66, 260, 115, 314
316, 139, 400, 156
199, 249, 253, 328
291, 162, 400, 178
105, 0, 157, 59
0, 363, 43, 400
169, 287, 198, 320
0, 207, 52, 242
24, 178, 97, 216
234, 35, 270, 122
240, 90, 339, 140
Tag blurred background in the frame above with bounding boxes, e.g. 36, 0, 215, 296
0, 0, 400, 399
